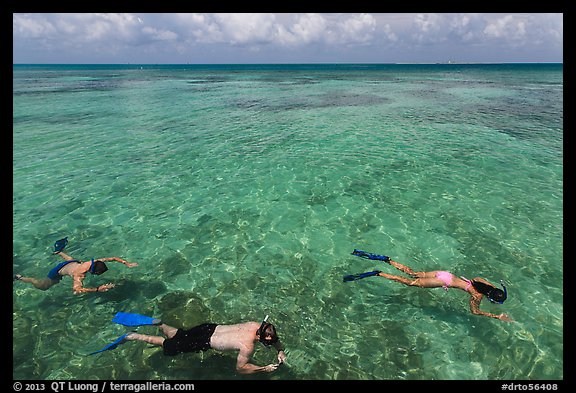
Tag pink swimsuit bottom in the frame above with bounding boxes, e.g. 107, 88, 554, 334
435, 271, 473, 291
435, 271, 454, 291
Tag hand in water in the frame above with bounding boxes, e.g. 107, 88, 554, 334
277, 351, 287, 364
264, 364, 280, 372
499, 313, 514, 322
98, 283, 116, 292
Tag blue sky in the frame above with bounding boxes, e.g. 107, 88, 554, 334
13, 13, 563, 64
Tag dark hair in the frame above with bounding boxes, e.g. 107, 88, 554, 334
257, 322, 279, 345
471, 280, 493, 295
90, 260, 109, 275
471, 280, 507, 304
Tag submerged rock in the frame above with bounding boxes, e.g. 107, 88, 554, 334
158, 290, 212, 328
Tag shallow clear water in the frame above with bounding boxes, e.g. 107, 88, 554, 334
13, 63, 563, 380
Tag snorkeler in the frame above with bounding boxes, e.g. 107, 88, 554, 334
92, 313, 286, 374
346, 249, 513, 322
13, 237, 138, 294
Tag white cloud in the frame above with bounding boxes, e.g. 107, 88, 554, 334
161, 13, 375, 47
339, 13, 377, 44
14, 13, 143, 46
142, 26, 178, 42
448, 13, 483, 42
484, 14, 526, 39
411, 13, 463, 44
414, 13, 443, 34
484, 13, 563, 47
213, 13, 278, 44
12, 13, 563, 63
172, 13, 223, 43
288, 13, 328, 44
13, 13, 56, 38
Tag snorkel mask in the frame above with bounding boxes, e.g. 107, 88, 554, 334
488, 280, 508, 304
89, 259, 108, 275
256, 315, 278, 347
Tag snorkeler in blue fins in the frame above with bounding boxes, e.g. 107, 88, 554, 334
345, 249, 513, 322
90, 312, 287, 374
13, 237, 139, 294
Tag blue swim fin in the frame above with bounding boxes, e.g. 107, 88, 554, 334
53, 237, 68, 253
352, 249, 390, 262
88, 333, 129, 355
343, 270, 382, 282
112, 312, 161, 327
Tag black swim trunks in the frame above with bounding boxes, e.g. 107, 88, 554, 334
163, 323, 218, 356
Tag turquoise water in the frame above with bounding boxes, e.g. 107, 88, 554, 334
13, 64, 563, 380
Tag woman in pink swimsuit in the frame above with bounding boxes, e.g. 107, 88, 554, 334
374, 258, 513, 322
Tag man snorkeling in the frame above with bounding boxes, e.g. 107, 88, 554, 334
13, 237, 138, 294
346, 249, 514, 322
92, 313, 287, 374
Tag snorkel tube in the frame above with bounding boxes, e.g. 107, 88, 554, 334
257, 315, 269, 344
258, 315, 269, 332
499, 280, 508, 302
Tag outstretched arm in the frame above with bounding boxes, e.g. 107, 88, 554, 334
469, 295, 514, 322
235, 347, 280, 374
72, 274, 115, 294
271, 340, 287, 364
98, 257, 138, 268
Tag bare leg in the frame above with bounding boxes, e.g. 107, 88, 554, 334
16, 276, 58, 290
378, 272, 445, 288
388, 259, 437, 279
388, 259, 419, 276
125, 332, 166, 347
56, 251, 76, 261
123, 323, 180, 348
157, 324, 179, 339
378, 272, 423, 286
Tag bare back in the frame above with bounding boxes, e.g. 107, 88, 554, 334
209, 322, 260, 352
